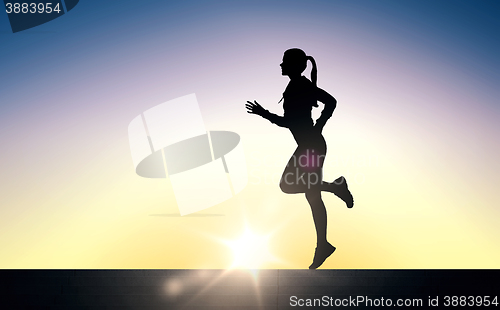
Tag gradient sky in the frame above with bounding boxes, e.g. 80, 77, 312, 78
0, 0, 499, 268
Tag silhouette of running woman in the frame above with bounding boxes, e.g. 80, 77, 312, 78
246, 48, 354, 269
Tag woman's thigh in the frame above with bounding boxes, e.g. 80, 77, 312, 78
280, 144, 326, 193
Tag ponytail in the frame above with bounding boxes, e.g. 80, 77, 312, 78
307, 56, 317, 88
307, 55, 319, 107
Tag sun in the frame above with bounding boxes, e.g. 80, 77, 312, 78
224, 228, 275, 269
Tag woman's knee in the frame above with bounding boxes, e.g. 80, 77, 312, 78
280, 170, 299, 193
280, 180, 298, 194
280, 174, 322, 194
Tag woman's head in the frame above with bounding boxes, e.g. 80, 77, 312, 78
280, 48, 308, 76
280, 48, 317, 87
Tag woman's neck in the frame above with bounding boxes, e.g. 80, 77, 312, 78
288, 73, 302, 81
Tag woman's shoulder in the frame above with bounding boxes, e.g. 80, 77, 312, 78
294, 76, 313, 87
285, 76, 314, 94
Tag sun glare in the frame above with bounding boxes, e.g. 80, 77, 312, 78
225, 228, 275, 269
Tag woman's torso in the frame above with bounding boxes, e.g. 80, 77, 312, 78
283, 76, 324, 148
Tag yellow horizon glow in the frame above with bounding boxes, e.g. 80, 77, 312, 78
223, 227, 277, 269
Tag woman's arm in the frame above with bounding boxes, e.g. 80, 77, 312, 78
246, 100, 288, 128
314, 88, 337, 131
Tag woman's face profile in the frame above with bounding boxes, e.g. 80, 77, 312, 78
280, 56, 291, 76
280, 51, 306, 76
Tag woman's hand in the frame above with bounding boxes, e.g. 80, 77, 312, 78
246, 100, 267, 117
